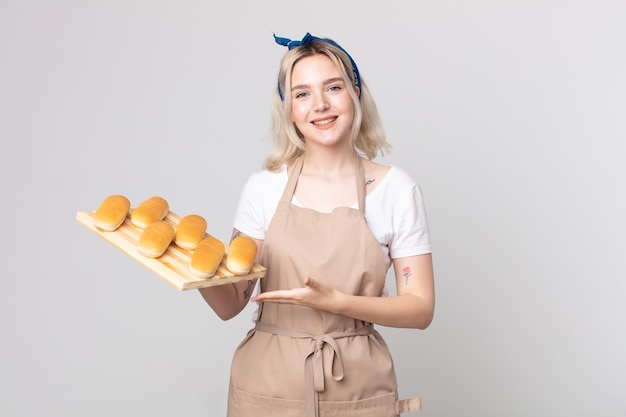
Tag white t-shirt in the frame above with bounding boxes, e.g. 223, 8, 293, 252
233, 164, 432, 271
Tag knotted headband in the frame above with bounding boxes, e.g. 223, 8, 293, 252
273, 32, 362, 101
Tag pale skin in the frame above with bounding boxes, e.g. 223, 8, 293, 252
199, 54, 435, 329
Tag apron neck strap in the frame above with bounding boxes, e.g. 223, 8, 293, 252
281, 156, 305, 202
355, 156, 366, 214
281, 154, 367, 214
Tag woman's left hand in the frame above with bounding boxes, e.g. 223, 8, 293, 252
251, 277, 341, 312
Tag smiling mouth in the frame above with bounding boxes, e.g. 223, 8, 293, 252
312, 117, 338, 126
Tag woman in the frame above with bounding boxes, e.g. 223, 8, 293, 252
199, 32, 434, 417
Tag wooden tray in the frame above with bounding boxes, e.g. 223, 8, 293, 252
76, 210, 265, 291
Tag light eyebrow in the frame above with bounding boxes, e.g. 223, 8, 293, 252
291, 77, 345, 92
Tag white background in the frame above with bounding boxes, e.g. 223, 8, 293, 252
1, 1, 625, 416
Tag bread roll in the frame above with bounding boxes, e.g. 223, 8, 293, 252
226, 236, 257, 275
174, 214, 207, 250
130, 196, 169, 229
190, 236, 225, 278
137, 221, 175, 258
93, 195, 130, 231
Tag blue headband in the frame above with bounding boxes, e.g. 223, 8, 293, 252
273, 32, 362, 101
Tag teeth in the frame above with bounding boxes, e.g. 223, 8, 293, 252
313, 117, 337, 126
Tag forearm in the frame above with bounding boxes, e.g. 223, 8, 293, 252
199, 230, 261, 321
251, 253, 435, 328
198, 279, 256, 321
334, 292, 434, 329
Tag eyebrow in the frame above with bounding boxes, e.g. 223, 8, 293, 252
291, 77, 345, 92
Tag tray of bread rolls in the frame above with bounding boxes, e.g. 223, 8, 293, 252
76, 195, 265, 291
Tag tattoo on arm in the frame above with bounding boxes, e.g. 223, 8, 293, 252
231, 229, 243, 242
402, 266, 412, 285
243, 280, 255, 299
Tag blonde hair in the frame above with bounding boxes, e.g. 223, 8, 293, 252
264, 39, 390, 172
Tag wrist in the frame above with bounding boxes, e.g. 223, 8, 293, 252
332, 290, 349, 316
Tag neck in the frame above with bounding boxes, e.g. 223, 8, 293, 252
301, 146, 357, 177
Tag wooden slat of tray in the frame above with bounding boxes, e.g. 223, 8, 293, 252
76, 210, 265, 291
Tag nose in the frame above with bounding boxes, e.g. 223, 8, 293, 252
313, 91, 330, 111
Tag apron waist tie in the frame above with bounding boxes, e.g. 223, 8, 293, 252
254, 321, 374, 417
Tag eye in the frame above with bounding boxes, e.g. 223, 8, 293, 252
328, 84, 343, 93
294, 91, 309, 99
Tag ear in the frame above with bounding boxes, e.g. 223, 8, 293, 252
355, 86, 361, 98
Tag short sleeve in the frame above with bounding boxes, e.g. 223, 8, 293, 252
233, 172, 266, 240
232, 168, 286, 241
388, 180, 432, 259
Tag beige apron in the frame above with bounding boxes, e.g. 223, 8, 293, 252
227, 156, 421, 417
